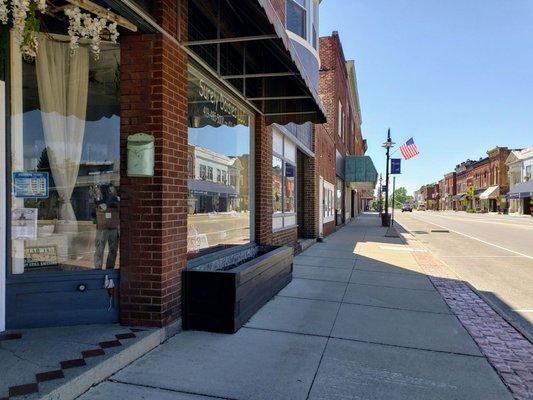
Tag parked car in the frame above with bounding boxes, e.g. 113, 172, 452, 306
402, 203, 413, 212
417, 204, 426, 211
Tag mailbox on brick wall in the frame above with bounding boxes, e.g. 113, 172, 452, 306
127, 133, 155, 177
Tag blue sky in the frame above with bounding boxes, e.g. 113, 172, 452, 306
320, 0, 533, 195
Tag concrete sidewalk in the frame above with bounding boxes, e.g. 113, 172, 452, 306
79, 213, 513, 400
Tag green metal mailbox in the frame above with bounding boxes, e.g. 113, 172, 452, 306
127, 133, 155, 177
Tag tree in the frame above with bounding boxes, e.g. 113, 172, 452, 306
392, 187, 413, 208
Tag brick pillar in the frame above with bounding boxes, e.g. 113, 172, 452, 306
302, 155, 318, 238
119, 1, 188, 327
254, 116, 273, 245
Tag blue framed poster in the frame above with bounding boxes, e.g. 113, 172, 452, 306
13, 172, 49, 199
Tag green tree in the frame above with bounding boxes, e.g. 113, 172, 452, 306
392, 187, 413, 208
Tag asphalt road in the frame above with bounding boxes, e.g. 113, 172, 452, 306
395, 210, 533, 340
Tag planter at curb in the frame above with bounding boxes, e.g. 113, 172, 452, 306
183, 245, 294, 334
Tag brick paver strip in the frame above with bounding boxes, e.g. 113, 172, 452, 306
395, 225, 533, 400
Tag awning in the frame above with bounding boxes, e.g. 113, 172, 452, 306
188, 180, 237, 197
185, 0, 327, 125
344, 156, 378, 191
507, 181, 533, 199
480, 186, 499, 200
452, 193, 466, 201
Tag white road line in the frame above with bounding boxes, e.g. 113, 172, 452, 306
514, 310, 533, 313
441, 255, 524, 258
421, 213, 533, 229
408, 215, 533, 260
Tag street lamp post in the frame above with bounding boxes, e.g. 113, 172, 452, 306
382, 128, 395, 227
378, 173, 383, 217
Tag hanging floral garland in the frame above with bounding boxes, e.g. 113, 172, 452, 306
0, 0, 119, 60
64, 6, 118, 60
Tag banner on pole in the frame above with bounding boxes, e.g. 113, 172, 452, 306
391, 158, 401, 174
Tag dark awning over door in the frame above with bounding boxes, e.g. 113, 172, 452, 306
185, 0, 327, 125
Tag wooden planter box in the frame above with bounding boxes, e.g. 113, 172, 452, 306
183, 245, 293, 334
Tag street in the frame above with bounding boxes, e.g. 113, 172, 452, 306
395, 210, 533, 339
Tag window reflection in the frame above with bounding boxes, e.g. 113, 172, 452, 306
273, 156, 283, 213
10, 35, 120, 273
187, 69, 252, 258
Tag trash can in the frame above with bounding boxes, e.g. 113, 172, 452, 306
127, 133, 155, 177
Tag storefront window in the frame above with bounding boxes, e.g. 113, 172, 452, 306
323, 180, 334, 223
10, 35, 120, 273
272, 129, 297, 230
187, 67, 253, 258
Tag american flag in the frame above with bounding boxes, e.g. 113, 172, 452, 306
400, 138, 419, 160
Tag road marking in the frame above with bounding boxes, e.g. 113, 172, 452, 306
417, 213, 533, 230
379, 246, 427, 252
441, 255, 524, 258
407, 215, 533, 260
514, 309, 533, 313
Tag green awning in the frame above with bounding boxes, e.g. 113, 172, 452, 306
345, 156, 378, 191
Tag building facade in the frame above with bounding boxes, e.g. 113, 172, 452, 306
443, 172, 456, 210
315, 32, 375, 237
0, 0, 337, 331
506, 147, 533, 215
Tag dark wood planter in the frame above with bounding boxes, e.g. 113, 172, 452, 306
183, 245, 293, 334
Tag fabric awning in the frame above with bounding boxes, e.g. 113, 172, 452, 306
480, 186, 499, 200
344, 156, 378, 191
507, 181, 533, 199
185, 0, 327, 125
188, 180, 237, 197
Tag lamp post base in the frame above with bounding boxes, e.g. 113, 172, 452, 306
381, 213, 391, 227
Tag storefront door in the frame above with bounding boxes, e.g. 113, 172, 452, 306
5, 34, 121, 329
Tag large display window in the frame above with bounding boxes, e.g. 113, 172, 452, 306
187, 67, 254, 259
272, 129, 297, 231
9, 34, 120, 274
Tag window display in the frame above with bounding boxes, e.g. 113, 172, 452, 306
10, 34, 120, 273
187, 67, 253, 258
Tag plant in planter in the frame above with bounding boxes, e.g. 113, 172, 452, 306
183, 245, 294, 334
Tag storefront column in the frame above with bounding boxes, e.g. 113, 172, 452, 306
254, 116, 273, 245
302, 155, 318, 238
119, 1, 188, 327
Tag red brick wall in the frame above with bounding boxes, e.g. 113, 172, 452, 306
254, 116, 273, 246
119, 0, 188, 327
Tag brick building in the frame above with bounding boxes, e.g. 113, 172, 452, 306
483, 147, 511, 212
0, 0, 341, 331
316, 32, 376, 236
443, 172, 456, 210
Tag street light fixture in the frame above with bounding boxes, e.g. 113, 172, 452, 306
382, 128, 394, 227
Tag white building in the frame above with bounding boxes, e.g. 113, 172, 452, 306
506, 147, 533, 215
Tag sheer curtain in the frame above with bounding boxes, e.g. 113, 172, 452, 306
36, 35, 89, 223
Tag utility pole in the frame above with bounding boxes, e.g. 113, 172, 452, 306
381, 129, 394, 227
378, 173, 383, 217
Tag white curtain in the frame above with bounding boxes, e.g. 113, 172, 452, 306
36, 36, 89, 223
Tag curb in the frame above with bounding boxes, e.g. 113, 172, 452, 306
41, 321, 181, 400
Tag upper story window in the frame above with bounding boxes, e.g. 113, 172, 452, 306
287, 0, 307, 39
286, 0, 320, 50
337, 100, 343, 137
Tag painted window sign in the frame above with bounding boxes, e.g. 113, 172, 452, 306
13, 172, 49, 198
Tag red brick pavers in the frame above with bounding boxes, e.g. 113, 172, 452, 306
398, 229, 533, 400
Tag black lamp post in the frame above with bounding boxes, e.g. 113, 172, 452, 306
382, 129, 395, 227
